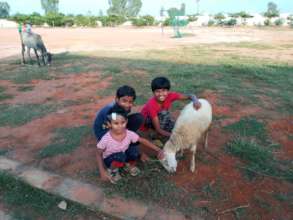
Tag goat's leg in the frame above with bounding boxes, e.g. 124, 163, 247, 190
41, 50, 46, 65
203, 131, 209, 150
21, 44, 25, 64
34, 49, 41, 66
190, 144, 197, 172
27, 48, 32, 64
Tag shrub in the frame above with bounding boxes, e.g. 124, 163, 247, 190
163, 17, 172, 26
131, 15, 155, 27
142, 15, 155, 25
74, 15, 97, 27
274, 18, 284, 26
225, 18, 237, 26
187, 15, 198, 22
287, 15, 293, 27
207, 19, 215, 26
29, 12, 45, 26
45, 12, 65, 27
98, 15, 125, 27
62, 16, 74, 27
10, 13, 30, 23
264, 19, 271, 26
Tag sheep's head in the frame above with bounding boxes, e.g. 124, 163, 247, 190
160, 151, 177, 173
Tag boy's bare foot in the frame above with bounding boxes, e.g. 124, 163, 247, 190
140, 152, 150, 162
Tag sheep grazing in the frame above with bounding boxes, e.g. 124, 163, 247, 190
160, 99, 212, 173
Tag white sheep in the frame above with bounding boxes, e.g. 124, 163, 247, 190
160, 99, 212, 173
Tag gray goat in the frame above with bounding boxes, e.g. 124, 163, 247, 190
20, 32, 52, 66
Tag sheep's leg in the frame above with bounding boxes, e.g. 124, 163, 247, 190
34, 49, 41, 66
190, 144, 197, 172
21, 44, 25, 64
203, 131, 209, 150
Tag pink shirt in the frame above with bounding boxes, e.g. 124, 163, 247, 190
97, 130, 139, 158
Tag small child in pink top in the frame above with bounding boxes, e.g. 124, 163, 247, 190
96, 105, 163, 184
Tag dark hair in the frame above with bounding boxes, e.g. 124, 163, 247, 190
151, 77, 171, 92
107, 104, 128, 121
116, 85, 136, 100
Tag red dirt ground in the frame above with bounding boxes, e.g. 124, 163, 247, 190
0, 27, 292, 219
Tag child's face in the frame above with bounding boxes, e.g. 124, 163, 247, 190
109, 115, 127, 134
115, 96, 134, 112
154, 89, 169, 103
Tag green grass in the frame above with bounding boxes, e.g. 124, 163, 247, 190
0, 104, 57, 127
226, 138, 293, 182
0, 65, 53, 83
273, 192, 292, 203
224, 117, 268, 143
227, 42, 276, 50
39, 125, 91, 158
17, 85, 34, 92
0, 86, 13, 101
0, 172, 96, 220
202, 178, 223, 200
102, 161, 203, 215
0, 149, 9, 156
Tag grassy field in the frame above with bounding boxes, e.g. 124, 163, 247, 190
0, 41, 292, 219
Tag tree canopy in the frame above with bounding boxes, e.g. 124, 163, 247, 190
41, 0, 59, 15
0, 1, 10, 18
107, 0, 142, 17
264, 2, 279, 18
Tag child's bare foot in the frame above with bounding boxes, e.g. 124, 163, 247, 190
140, 152, 150, 162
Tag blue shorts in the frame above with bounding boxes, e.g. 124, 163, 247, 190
103, 144, 140, 168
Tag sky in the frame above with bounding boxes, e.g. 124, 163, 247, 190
4, 0, 293, 16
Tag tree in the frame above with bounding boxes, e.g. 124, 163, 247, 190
0, 1, 10, 18
41, 0, 59, 15
214, 13, 226, 25
107, 0, 142, 17
264, 2, 279, 18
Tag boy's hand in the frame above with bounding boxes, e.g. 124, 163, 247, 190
193, 101, 201, 110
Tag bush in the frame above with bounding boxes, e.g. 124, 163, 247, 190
98, 15, 125, 27
264, 19, 271, 26
187, 15, 198, 22
207, 19, 215, 26
62, 16, 74, 27
163, 17, 172, 26
29, 12, 45, 26
142, 15, 155, 26
45, 12, 65, 27
274, 18, 284, 26
10, 13, 30, 23
132, 15, 155, 26
225, 18, 237, 26
74, 15, 97, 27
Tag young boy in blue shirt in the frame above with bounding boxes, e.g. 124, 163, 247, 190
93, 85, 143, 140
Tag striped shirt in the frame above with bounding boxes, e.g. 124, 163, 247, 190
97, 130, 139, 159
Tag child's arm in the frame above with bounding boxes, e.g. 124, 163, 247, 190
138, 137, 164, 159
178, 94, 201, 110
96, 149, 112, 182
151, 116, 171, 137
